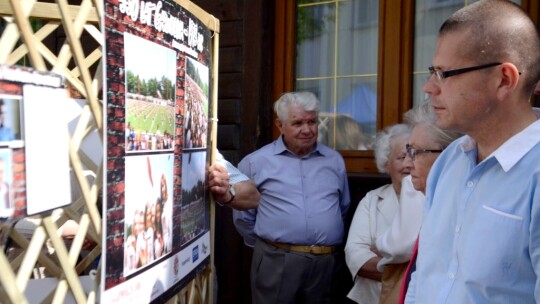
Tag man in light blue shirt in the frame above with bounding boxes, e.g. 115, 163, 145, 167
405, 1, 540, 303
233, 92, 350, 304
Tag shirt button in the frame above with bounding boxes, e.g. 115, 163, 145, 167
455, 226, 460, 233
448, 272, 455, 279
467, 181, 474, 187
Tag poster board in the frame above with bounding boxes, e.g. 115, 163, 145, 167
103, 0, 218, 302
0, 65, 72, 220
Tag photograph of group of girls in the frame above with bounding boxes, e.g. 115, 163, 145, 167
180, 151, 208, 245
124, 33, 176, 153
183, 57, 209, 150
123, 154, 173, 276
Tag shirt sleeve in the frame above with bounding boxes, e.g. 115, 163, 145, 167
531, 188, 540, 301
215, 150, 249, 185
232, 208, 257, 247
338, 156, 351, 220
231, 154, 257, 247
345, 192, 378, 279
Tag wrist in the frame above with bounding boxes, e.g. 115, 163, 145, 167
222, 184, 236, 205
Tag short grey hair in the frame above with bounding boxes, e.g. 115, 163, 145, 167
439, 0, 540, 96
404, 101, 461, 149
274, 92, 320, 122
373, 124, 412, 173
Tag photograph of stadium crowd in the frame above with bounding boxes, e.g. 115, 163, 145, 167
124, 33, 176, 153
184, 57, 209, 150
180, 151, 208, 246
123, 154, 174, 276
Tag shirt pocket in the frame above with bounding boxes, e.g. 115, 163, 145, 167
463, 204, 525, 281
315, 172, 340, 198
481, 205, 523, 221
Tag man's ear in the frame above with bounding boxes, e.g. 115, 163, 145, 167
497, 62, 520, 100
275, 119, 283, 133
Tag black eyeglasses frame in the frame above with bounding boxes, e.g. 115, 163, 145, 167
428, 62, 502, 80
405, 144, 443, 161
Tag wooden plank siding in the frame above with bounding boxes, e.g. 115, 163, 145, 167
192, 1, 275, 303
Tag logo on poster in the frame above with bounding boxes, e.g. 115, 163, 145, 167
174, 255, 179, 276
192, 245, 199, 263
202, 243, 208, 255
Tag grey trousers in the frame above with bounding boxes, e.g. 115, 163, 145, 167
250, 238, 338, 304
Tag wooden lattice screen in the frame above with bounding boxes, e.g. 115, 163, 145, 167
0, 0, 215, 303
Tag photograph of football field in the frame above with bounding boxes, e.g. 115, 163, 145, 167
124, 33, 176, 152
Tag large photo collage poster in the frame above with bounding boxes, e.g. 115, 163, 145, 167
103, 0, 213, 302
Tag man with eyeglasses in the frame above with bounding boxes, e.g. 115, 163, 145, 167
405, 1, 540, 303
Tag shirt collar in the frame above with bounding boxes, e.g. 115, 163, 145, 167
273, 135, 323, 157
460, 119, 540, 172
375, 184, 396, 200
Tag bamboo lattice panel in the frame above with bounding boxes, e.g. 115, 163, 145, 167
0, 0, 212, 303
0, 0, 104, 303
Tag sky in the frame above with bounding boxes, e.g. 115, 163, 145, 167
124, 32, 177, 83
181, 151, 206, 190
186, 56, 209, 87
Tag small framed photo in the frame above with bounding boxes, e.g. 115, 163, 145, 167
0, 148, 13, 218
0, 96, 23, 147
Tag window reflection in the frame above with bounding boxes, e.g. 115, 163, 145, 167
296, 0, 379, 151
318, 114, 371, 150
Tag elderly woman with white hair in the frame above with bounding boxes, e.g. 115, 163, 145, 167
375, 101, 461, 304
344, 123, 412, 304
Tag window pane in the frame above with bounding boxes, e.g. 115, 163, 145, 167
337, 1, 378, 76
335, 77, 377, 150
296, 3, 336, 79
413, 0, 521, 105
296, 0, 378, 151
297, 79, 334, 107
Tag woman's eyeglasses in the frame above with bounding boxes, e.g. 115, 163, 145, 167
405, 144, 443, 161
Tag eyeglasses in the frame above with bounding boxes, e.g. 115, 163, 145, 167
405, 144, 443, 161
428, 62, 501, 81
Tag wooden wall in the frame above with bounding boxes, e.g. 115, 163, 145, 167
191, 1, 275, 303
192, 1, 392, 303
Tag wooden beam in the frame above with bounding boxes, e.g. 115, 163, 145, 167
0, 2, 99, 23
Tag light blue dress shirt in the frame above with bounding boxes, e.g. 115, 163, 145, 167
233, 136, 350, 247
406, 119, 540, 304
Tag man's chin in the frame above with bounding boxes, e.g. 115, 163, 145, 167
411, 178, 423, 192
435, 118, 451, 130
299, 140, 316, 148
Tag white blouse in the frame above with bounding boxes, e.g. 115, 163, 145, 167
345, 183, 400, 304
376, 175, 425, 272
